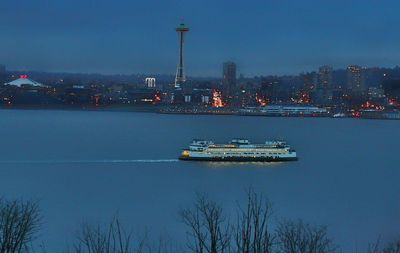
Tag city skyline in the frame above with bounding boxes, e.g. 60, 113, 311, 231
1, 0, 400, 76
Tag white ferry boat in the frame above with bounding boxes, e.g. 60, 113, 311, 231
179, 139, 297, 162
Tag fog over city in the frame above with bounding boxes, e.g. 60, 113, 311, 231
1, 0, 400, 76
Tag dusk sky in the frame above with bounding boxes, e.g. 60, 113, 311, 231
1, 0, 400, 77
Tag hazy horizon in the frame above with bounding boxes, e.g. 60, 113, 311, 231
1, 0, 400, 77
5, 64, 400, 80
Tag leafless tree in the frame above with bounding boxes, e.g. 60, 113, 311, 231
233, 188, 274, 253
0, 199, 41, 253
368, 238, 400, 253
369, 237, 383, 253
180, 194, 231, 253
73, 217, 144, 253
382, 240, 400, 253
276, 219, 336, 253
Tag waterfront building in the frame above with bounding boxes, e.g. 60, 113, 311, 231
222, 61, 237, 97
191, 88, 212, 105
184, 95, 191, 103
383, 111, 400, 119
170, 89, 185, 104
201, 95, 210, 104
126, 88, 158, 104
240, 105, 328, 116
64, 86, 91, 104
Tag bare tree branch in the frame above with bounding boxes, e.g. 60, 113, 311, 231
368, 237, 400, 253
180, 193, 231, 253
233, 188, 275, 253
276, 219, 337, 253
0, 199, 41, 253
72, 217, 143, 253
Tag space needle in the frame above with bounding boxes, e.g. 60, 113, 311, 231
174, 21, 189, 89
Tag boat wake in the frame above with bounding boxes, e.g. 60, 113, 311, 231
0, 159, 180, 164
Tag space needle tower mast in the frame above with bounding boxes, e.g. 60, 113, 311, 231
174, 21, 189, 89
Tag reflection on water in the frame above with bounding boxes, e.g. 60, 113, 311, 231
0, 158, 285, 169
203, 161, 286, 169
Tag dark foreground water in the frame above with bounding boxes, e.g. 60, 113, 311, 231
0, 109, 399, 252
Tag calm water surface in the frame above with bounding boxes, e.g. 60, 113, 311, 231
0, 109, 399, 252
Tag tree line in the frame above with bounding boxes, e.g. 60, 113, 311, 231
0, 190, 397, 253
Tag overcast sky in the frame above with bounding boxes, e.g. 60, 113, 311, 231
0, 0, 399, 76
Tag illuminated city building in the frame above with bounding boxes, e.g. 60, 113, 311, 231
318, 66, 333, 89
347, 65, 366, 94
5, 75, 44, 87
145, 77, 156, 88
259, 77, 280, 104
222, 62, 237, 97
212, 90, 224, 108
368, 87, 385, 99
313, 66, 333, 104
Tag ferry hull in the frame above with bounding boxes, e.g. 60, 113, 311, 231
179, 156, 298, 162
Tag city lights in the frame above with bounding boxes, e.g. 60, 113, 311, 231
212, 90, 224, 108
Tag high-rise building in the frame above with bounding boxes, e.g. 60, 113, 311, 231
302, 72, 317, 91
259, 77, 279, 103
347, 65, 366, 94
313, 66, 333, 105
222, 62, 236, 96
317, 65, 333, 89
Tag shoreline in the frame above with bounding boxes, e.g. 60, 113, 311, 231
1, 105, 399, 120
